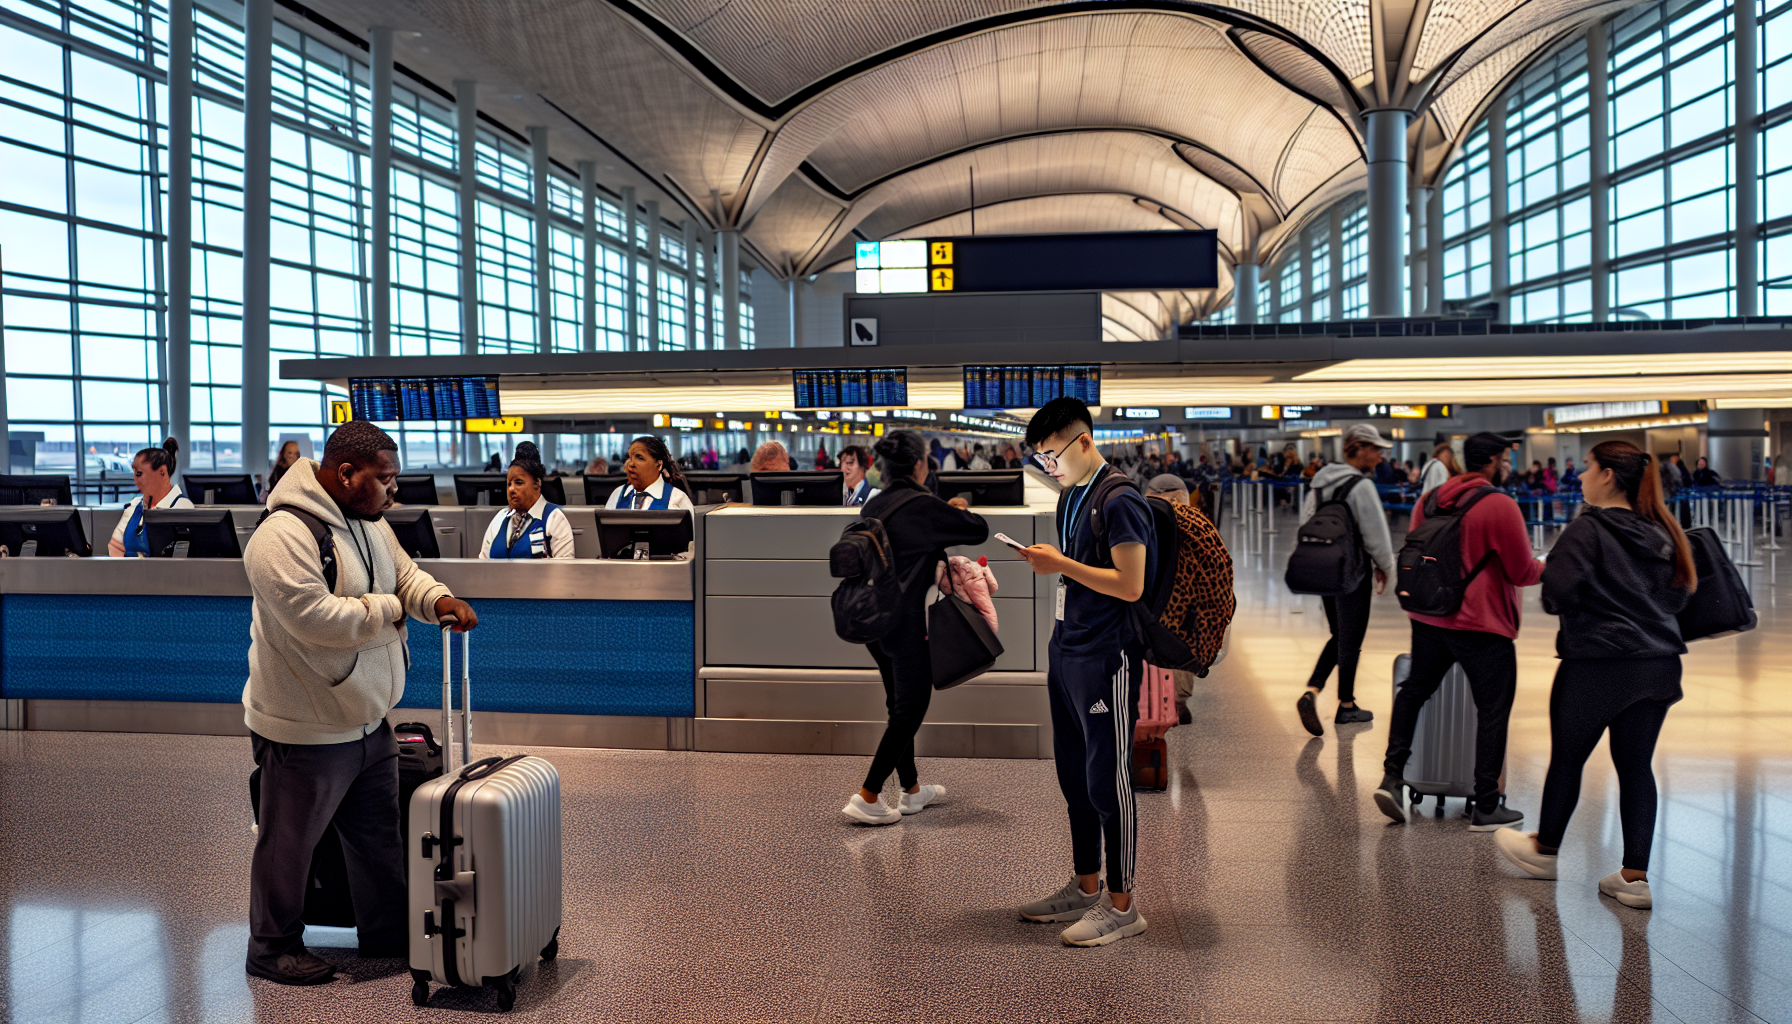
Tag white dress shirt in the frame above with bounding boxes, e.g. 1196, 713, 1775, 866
477, 494, 576, 559
110, 485, 195, 546
604, 475, 695, 511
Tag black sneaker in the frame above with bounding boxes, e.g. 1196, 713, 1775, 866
1296, 692, 1324, 736
1334, 705, 1374, 725
1176, 700, 1192, 726
1373, 773, 1407, 823
1469, 799, 1525, 832
246, 948, 336, 986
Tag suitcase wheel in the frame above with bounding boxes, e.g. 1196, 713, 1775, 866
492, 969, 519, 1012
1410, 791, 1424, 808
541, 934, 559, 962
411, 979, 429, 1007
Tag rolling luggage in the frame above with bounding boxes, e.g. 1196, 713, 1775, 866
410, 623, 561, 1012
1391, 653, 1477, 809
394, 721, 443, 842
1130, 664, 1178, 791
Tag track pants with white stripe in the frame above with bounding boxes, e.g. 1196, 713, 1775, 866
1047, 636, 1143, 895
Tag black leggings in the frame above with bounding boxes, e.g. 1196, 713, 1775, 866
1537, 657, 1682, 872
863, 609, 933, 793
1305, 575, 1374, 704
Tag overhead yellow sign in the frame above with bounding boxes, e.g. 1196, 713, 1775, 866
930, 241, 953, 265
329, 400, 351, 424
930, 267, 954, 291
465, 417, 524, 433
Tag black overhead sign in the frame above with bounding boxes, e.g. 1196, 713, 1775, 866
923, 230, 1219, 293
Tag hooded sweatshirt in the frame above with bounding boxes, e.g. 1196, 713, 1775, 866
242, 459, 453, 744
1300, 462, 1396, 578
1407, 474, 1544, 639
1541, 505, 1690, 659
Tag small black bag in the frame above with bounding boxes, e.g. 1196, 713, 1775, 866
928, 566, 1004, 690
1677, 526, 1757, 641
1394, 486, 1500, 616
1284, 476, 1368, 596
828, 490, 929, 644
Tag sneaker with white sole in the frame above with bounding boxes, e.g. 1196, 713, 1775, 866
1494, 828, 1559, 879
1059, 893, 1147, 947
1469, 800, 1525, 832
1019, 878, 1103, 923
898, 784, 945, 815
1598, 871, 1652, 909
841, 793, 900, 825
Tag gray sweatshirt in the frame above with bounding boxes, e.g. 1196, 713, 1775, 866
241, 459, 452, 744
1300, 462, 1397, 577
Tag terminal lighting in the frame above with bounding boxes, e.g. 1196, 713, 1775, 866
855, 240, 930, 293
1117, 407, 1162, 419
1545, 400, 1665, 426
1184, 407, 1233, 419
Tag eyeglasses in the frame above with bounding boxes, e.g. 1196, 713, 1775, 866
1029, 432, 1089, 474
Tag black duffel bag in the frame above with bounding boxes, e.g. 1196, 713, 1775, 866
1677, 526, 1757, 641
928, 568, 1004, 690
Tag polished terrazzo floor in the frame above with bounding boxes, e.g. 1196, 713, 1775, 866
2, 513, 1789, 1023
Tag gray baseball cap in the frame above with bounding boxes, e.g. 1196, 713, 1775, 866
1145, 473, 1190, 497
1344, 423, 1395, 449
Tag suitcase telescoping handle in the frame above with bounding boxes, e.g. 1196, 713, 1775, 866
439, 617, 471, 773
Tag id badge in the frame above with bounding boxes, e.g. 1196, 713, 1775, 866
1055, 582, 1066, 621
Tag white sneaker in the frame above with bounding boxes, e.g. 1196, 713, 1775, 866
898, 784, 945, 815
1495, 829, 1559, 880
1599, 871, 1653, 909
841, 793, 900, 825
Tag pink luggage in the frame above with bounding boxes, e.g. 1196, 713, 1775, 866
1131, 664, 1179, 790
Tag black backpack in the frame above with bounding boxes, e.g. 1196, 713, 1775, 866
1284, 475, 1369, 596
1676, 526, 1757, 641
255, 505, 338, 592
829, 490, 930, 644
1394, 486, 1501, 616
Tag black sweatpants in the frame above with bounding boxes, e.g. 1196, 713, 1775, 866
248, 721, 406, 961
1537, 657, 1682, 872
1305, 575, 1374, 704
1383, 620, 1517, 813
863, 607, 933, 792
1048, 636, 1142, 895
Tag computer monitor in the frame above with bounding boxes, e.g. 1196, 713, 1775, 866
583, 474, 628, 506
453, 474, 507, 506
683, 471, 745, 504
934, 470, 1026, 506
383, 506, 440, 559
0, 474, 74, 506
183, 473, 258, 505
144, 507, 242, 558
393, 474, 440, 505
541, 476, 567, 505
0, 507, 90, 557
594, 509, 693, 560
749, 471, 843, 507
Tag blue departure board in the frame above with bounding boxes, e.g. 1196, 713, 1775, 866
793, 368, 906, 409
962, 364, 1100, 409
350, 378, 400, 421
349, 376, 501, 421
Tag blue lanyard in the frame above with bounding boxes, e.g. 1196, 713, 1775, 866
1058, 465, 1107, 560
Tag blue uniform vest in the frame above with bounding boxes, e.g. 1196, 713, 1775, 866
122, 498, 153, 557
615, 484, 672, 510
488, 502, 560, 559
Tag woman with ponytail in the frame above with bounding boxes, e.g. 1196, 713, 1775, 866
1495, 440, 1696, 909
108, 438, 193, 556
605, 435, 694, 511
476, 440, 575, 559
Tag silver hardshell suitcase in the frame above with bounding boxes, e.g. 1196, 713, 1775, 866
1391, 653, 1477, 809
409, 624, 562, 1012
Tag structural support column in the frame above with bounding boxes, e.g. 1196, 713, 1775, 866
530, 126, 551, 354
645, 199, 661, 351
1267, 262, 1283, 322
578, 160, 596, 352
681, 220, 697, 351
1588, 22, 1611, 322
719, 228, 740, 348
1408, 179, 1428, 316
788, 277, 801, 347
706, 229, 720, 349
369, 27, 392, 357
1736, 0, 1760, 317
242, 0, 271, 475
167, 0, 193, 449
1365, 108, 1412, 317
1327, 204, 1344, 318
621, 187, 637, 350
456, 80, 478, 355
1426, 183, 1445, 315
1233, 262, 1259, 324
1488, 94, 1511, 322
1709, 408, 1769, 480
1298, 227, 1315, 321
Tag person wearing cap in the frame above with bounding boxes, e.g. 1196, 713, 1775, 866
1294, 424, 1398, 737
1145, 474, 1199, 724
1374, 431, 1544, 833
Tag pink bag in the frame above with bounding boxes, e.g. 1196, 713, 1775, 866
1134, 665, 1178, 745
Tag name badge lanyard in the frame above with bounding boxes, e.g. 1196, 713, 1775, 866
1057, 464, 1106, 566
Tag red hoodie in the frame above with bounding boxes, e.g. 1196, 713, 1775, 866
1406, 474, 1545, 639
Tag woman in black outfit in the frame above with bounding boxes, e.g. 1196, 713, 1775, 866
1496, 440, 1696, 909
842, 430, 988, 825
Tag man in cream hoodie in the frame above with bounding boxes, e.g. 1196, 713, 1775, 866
243, 420, 477, 985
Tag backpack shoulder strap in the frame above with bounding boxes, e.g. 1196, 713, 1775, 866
269, 505, 337, 593
1331, 474, 1366, 503
1085, 469, 1140, 542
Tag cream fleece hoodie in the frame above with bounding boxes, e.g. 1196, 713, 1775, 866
241, 459, 452, 744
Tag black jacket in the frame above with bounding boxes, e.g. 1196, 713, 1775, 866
860, 478, 989, 619
1541, 506, 1691, 659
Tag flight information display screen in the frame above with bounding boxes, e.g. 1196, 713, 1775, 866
963, 364, 1101, 409
792, 368, 907, 409
349, 376, 502, 421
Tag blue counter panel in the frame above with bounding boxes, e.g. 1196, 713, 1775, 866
0, 595, 694, 717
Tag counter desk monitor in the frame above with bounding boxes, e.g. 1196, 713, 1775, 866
594, 509, 693, 560
453, 474, 567, 506
582, 474, 628, 506
935, 470, 1026, 506
0, 507, 90, 557
183, 474, 257, 505
383, 506, 440, 559
749, 471, 843, 506
144, 508, 241, 558
393, 474, 440, 505
0, 474, 74, 506
683, 471, 745, 504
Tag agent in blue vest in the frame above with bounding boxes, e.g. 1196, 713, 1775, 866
477, 441, 575, 560
108, 437, 195, 557
604, 435, 695, 512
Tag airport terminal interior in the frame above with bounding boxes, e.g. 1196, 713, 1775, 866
3, 0, 1792, 1020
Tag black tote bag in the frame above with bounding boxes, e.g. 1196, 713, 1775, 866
929, 565, 1004, 690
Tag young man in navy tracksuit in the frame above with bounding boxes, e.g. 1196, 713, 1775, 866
1015, 397, 1156, 947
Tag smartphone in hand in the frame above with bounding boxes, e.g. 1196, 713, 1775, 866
993, 532, 1027, 551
